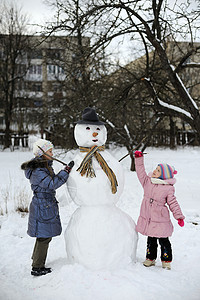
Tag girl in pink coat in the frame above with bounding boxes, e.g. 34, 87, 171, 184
134, 151, 185, 270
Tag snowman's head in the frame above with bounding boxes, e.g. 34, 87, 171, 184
74, 124, 107, 147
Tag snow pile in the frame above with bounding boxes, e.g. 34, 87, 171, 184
65, 205, 137, 270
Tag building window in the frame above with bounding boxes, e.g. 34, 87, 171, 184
29, 65, 42, 75
30, 50, 43, 59
32, 83, 42, 92
46, 49, 63, 60
34, 100, 43, 107
0, 49, 4, 59
47, 65, 64, 75
16, 64, 26, 75
48, 65, 56, 74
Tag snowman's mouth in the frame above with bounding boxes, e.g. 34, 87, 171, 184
92, 139, 98, 142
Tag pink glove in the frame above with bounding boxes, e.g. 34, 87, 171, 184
134, 151, 143, 158
178, 219, 184, 227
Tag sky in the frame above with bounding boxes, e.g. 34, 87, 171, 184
14, 0, 200, 64
18, 0, 199, 27
18, 0, 55, 30
17, 0, 134, 63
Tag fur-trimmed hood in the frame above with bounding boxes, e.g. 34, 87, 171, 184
21, 157, 53, 171
21, 157, 53, 180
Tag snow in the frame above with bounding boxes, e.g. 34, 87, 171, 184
175, 73, 199, 110
143, 74, 197, 119
158, 99, 193, 119
65, 205, 137, 270
105, 119, 115, 128
124, 124, 132, 143
0, 146, 200, 300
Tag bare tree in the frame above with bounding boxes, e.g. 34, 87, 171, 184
58, 0, 200, 142
0, 1, 30, 148
41, 0, 113, 148
38, 0, 200, 168
95, 61, 165, 170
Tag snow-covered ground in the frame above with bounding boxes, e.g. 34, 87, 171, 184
0, 144, 200, 300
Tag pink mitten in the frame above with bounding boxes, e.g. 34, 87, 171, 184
178, 219, 184, 227
134, 151, 143, 158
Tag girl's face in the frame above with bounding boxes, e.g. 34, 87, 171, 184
152, 166, 161, 178
43, 148, 53, 160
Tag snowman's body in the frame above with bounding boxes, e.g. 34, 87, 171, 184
65, 122, 138, 270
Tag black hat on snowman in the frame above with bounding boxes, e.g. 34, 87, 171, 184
77, 107, 105, 125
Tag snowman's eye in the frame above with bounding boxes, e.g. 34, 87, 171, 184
86, 127, 90, 130
96, 127, 100, 131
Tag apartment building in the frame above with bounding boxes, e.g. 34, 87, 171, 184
0, 34, 90, 134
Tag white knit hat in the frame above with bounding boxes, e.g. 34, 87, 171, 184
33, 139, 53, 157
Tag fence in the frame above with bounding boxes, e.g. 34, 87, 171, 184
150, 130, 198, 147
0, 132, 29, 150
0, 130, 198, 150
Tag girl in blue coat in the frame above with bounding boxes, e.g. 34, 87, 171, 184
21, 138, 74, 276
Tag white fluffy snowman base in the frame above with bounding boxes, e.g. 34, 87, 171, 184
65, 123, 138, 270
65, 205, 138, 270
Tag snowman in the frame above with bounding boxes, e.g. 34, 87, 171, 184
65, 107, 138, 270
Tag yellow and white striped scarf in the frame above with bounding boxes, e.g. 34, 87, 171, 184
77, 145, 118, 194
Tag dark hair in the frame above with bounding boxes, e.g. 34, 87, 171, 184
42, 156, 54, 177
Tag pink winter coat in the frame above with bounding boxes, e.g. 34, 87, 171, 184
135, 157, 185, 238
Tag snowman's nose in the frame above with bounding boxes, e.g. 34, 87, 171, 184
92, 132, 98, 137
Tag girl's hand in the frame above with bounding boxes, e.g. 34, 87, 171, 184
178, 219, 184, 227
64, 161, 74, 174
134, 151, 143, 158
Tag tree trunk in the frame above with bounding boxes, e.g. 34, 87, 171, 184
4, 90, 12, 148
130, 151, 135, 171
169, 117, 176, 149
4, 117, 11, 148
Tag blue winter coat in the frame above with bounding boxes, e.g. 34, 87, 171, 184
21, 157, 69, 238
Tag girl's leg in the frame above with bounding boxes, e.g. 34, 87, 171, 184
159, 237, 172, 262
146, 236, 158, 260
32, 237, 52, 268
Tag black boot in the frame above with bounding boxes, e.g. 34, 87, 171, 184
31, 267, 51, 276
41, 267, 52, 273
